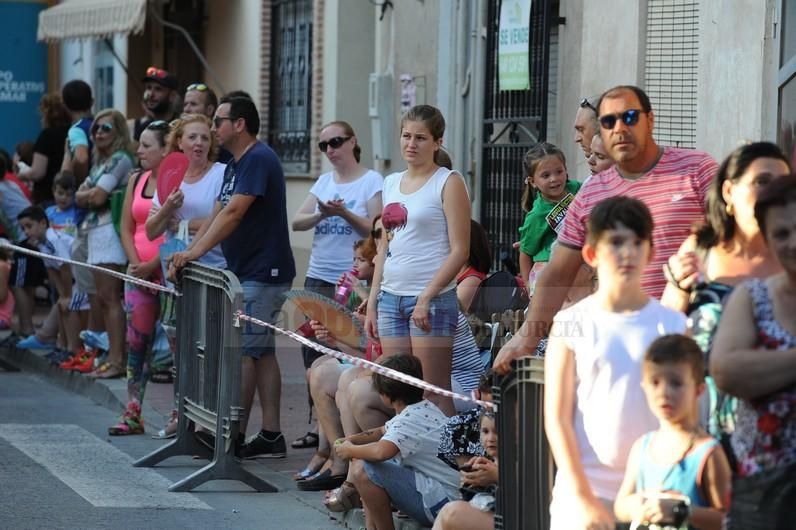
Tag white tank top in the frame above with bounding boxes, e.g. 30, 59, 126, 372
380, 167, 461, 296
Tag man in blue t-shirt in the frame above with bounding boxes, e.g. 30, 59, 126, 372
172, 96, 296, 459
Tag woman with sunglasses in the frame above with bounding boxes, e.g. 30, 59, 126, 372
74, 109, 135, 379
108, 120, 170, 434
291, 120, 383, 447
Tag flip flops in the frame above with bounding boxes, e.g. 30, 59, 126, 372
291, 431, 320, 449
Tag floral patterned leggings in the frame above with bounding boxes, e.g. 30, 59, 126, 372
124, 283, 160, 405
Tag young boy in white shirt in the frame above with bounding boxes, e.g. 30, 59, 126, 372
544, 196, 687, 530
335, 353, 459, 529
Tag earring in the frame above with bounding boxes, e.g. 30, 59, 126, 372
726, 203, 734, 216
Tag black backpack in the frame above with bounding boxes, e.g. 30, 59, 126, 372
468, 270, 529, 323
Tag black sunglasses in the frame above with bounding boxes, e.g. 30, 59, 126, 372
93, 122, 113, 134
598, 109, 643, 130
146, 120, 170, 131
213, 116, 235, 128
580, 97, 597, 114
370, 228, 383, 239
318, 136, 351, 153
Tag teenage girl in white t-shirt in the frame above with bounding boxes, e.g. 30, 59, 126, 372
366, 105, 471, 416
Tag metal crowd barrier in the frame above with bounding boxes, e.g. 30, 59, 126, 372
133, 262, 277, 492
493, 309, 553, 530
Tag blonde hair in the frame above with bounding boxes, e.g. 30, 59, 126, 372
91, 108, 134, 162
166, 114, 218, 161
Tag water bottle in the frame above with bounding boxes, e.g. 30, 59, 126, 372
335, 271, 354, 304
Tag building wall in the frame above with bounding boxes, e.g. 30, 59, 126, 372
373, 0, 440, 174
205, 1, 262, 103
697, 0, 771, 160
557, 0, 646, 179
287, 0, 377, 286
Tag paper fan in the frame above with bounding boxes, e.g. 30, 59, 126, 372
284, 290, 366, 351
157, 152, 190, 203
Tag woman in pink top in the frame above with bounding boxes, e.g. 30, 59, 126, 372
110, 121, 168, 435
0, 246, 15, 329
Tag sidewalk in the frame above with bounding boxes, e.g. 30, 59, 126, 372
0, 327, 422, 530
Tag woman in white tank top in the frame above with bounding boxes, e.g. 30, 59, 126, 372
365, 105, 471, 416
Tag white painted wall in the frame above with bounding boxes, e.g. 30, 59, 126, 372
204, 1, 261, 103
697, 0, 771, 160
557, 0, 646, 179
59, 36, 128, 113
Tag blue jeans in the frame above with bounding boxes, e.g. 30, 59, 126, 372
240, 281, 290, 359
364, 460, 450, 525
376, 289, 458, 338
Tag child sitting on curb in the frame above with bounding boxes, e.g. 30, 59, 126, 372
335, 353, 459, 529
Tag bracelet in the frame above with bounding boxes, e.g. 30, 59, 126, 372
663, 262, 693, 293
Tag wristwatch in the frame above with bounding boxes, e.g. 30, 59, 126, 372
671, 500, 690, 527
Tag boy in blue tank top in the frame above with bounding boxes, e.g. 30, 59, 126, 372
614, 335, 731, 530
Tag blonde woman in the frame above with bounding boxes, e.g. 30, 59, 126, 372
146, 113, 226, 268
74, 109, 135, 379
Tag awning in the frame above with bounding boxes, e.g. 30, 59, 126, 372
37, 0, 148, 42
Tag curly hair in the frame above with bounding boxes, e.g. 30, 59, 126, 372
39, 93, 71, 129
165, 113, 218, 161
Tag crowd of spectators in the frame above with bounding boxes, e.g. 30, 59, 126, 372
2, 73, 795, 530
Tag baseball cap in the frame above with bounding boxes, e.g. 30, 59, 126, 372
142, 66, 178, 90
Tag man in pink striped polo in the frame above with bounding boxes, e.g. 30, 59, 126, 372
494, 85, 717, 373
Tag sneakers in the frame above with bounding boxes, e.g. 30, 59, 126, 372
16, 335, 55, 350
238, 431, 287, 460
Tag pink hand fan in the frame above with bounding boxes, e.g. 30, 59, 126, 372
157, 152, 190, 203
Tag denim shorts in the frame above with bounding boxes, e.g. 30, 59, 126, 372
376, 288, 458, 338
241, 281, 290, 359
364, 460, 450, 525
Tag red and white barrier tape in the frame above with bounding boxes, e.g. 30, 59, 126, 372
2, 239, 490, 409
0, 241, 179, 296
236, 311, 495, 410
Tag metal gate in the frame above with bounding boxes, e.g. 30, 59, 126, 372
480, 0, 554, 272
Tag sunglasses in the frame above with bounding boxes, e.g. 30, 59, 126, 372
580, 97, 597, 114
318, 136, 351, 152
370, 228, 383, 239
93, 122, 113, 134
213, 116, 236, 128
186, 83, 208, 92
146, 66, 169, 79
146, 120, 170, 131
598, 109, 643, 130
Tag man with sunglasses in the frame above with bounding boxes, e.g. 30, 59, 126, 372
171, 96, 296, 459
127, 66, 180, 142
183, 82, 218, 118
494, 84, 718, 375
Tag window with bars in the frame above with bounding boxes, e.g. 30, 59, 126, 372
269, 0, 313, 174
778, 0, 796, 160
644, 0, 698, 149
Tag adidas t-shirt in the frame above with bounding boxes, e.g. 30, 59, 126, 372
307, 169, 383, 284
558, 147, 717, 298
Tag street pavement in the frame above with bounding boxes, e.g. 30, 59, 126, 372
0, 322, 354, 530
